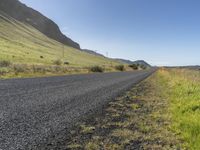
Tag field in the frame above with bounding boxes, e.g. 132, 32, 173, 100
59, 68, 200, 150
0, 13, 122, 78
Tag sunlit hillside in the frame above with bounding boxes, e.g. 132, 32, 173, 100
0, 12, 120, 67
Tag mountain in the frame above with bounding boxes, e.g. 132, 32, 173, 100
0, 0, 80, 49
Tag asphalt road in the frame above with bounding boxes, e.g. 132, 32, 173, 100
0, 69, 155, 150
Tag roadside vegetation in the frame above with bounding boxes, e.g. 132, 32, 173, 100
159, 68, 200, 149
0, 59, 150, 78
0, 60, 89, 78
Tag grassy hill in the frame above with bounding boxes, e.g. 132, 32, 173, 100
0, 13, 119, 67
0, 12, 123, 78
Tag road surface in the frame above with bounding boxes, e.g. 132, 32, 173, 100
0, 69, 155, 149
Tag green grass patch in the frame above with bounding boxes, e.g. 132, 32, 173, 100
158, 68, 200, 149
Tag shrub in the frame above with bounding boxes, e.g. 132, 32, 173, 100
53, 59, 62, 65
64, 61, 70, 65
0, 60, 12, 67
40, 56, 44, 59
115, 65, 125, 71
129, 64, 138, 70
89, 66, 104, 73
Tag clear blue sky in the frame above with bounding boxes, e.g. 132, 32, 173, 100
20, 0, 200, 66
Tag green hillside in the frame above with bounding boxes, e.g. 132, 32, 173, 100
0, 13, 120, 67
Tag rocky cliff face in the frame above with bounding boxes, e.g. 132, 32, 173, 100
0, 0, 80, 49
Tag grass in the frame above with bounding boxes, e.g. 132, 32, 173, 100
0, 13, 121, 78
0, 62, 91, 79
159, 68, 200, 149
80, 125, 95, 134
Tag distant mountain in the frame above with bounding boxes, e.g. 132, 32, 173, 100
81, 49, 105, 57
132, 60, 151, 68
115, 59, 134, 65
0, 0, 80, 49
115, 59, 151, 68
166, 65, 200, 70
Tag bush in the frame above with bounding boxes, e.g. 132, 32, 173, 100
40, 56, 44, 59
115, 65, 125, 71
64, 61, 70, 65
129, 64, 138, 70
89, 66, 104, 73
0, 60, 12, 67
53, 59, 62, 65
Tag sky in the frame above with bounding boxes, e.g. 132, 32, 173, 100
19, 0, 200, 66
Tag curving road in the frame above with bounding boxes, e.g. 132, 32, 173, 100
0, 69, 156, 150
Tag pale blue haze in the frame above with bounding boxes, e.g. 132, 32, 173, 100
20, 0, 200, 66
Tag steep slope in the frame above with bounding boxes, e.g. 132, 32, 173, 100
0, 12, 120, 67
0, 0, 80, 49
